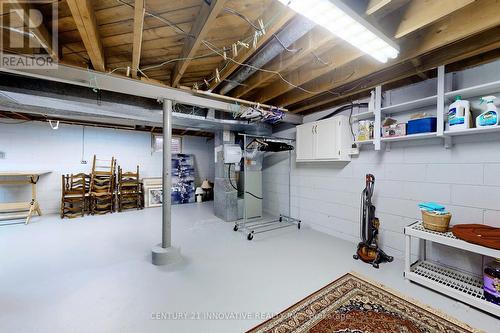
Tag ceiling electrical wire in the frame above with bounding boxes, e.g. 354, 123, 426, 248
115, 0, 313, 88
223, 7, 299, 53
223, 7, 262, 31
312, 51, 330, 66
116, 0, 193, 38
202, 41, 356, 97
111, 0, 359, 102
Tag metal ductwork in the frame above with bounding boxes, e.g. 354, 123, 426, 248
0, 89, 272, 135
0, 65, 303, 125
218, 15, 316, 95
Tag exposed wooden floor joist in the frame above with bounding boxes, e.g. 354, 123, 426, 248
171, 0, 227, 87
66, 0, 106, 71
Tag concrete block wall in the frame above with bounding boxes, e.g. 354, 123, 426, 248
0, 122, 214, 214
263, 60, 500, 276
263, 131, 500, 274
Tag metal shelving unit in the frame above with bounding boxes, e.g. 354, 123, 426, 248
404, 221, 500, 317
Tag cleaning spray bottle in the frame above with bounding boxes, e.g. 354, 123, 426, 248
448, 95, 471, 131
476, 96, 498, 127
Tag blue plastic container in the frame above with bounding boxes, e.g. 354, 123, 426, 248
407, 117, 437, 134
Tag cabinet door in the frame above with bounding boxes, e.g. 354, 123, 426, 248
315, 119, 340, 159
296, 123, 315, 160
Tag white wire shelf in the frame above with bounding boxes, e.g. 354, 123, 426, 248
444, 126, 500, 137
352, 111, 374, 120
404, 222, 500, 317
406, 222, 499, 258
445, 80, 500, 102
406, 260, 499, 316
381, 132, 438, 142
381, 95, 437, 114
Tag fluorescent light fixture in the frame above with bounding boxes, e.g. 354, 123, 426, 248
277, 0, 399, 63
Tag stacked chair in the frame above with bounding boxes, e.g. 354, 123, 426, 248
117, 165, 142, 211
60, 155, 144, 219
89, 155, 116, 215
60, 173, 89, 218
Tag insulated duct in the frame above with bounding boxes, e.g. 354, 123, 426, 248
218, 15, 316, 95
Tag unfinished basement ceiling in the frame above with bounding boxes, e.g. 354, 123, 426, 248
2, 0, 500, 115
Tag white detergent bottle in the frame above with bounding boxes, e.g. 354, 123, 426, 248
448, 95, 471, 131
476, 96, 499, 128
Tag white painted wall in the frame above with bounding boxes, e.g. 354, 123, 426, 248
263, 60, 500, 276
0, 122, 214, 214
182, 135, 215, 185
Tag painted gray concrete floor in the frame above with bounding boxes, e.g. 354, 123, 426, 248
0, 202, 497, 333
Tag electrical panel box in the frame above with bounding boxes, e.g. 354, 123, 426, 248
223, 144, 242, 164
296, 115, 353, 162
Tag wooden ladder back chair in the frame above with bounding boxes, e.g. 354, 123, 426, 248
60, 173, 87, 218
90, 155, 116, 215
117, 165, 142, 211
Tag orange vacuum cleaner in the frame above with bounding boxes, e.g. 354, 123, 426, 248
353, 174, 393, 268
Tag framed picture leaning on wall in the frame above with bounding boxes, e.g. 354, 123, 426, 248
145, 187, 162, 207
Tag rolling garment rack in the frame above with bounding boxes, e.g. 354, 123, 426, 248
233, 133, 301, 240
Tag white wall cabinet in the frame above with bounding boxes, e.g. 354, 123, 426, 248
295, 122, 315, 160
296, 115, 352, 162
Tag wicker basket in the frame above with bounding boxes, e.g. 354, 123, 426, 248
422, 210, 452, 232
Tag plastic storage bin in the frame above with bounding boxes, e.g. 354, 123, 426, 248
407, 117, 437, 135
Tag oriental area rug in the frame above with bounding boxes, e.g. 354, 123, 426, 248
247, 272, 481, 333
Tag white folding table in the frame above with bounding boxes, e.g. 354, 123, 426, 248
0, 171, 51, 225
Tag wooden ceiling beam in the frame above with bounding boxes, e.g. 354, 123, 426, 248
131, 0, 145, 79
291, 25, 500, 114
275, 0, 500, 110
365, 0, 392, 15
366, 0, 409, 18
394, 0, 475, 38
208, 1, 295, 91
230, 27, 333, 99
171, 0, 227, 87
66, 0, 106, 72
9, 1, 59, 60
254, 44, 363, 104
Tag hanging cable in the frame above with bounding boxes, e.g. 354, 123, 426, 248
202, 41, 357, 98
81, 126, 86, 163
223, 7, 299, 53
113, 0, 359, 102
311, 51, 330, 66
318, 102, 368, 121
228, 163, 263, 200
